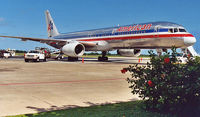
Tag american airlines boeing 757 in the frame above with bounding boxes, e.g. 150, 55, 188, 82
0, 10, 198, 61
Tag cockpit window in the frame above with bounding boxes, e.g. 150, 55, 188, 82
179, 28, 187, 32
174, 28, 178, 33
169, 28, 173, 33
168, 28, 187, 33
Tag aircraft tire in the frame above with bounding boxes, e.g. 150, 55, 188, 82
68, 56, 78, 61
98, 56, 102, 61
104, 57, 108, 61
98, 57, 108, 61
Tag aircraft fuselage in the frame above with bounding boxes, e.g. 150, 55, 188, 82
51, 22, 196, 51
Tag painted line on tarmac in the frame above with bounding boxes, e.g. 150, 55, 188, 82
0, 78, 125, 86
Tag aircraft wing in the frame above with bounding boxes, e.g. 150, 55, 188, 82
0, 35, 67, 43
0, 35, 96, 47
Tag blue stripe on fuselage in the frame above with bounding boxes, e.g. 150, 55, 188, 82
54, 28, 169, 39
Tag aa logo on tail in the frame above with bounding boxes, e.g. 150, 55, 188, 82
48, 21, 53, 31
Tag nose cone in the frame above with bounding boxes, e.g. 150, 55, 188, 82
184, 37, 196, 46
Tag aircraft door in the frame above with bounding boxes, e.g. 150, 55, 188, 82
154, 26, 159, 38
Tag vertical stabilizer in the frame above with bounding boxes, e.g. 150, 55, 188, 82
45, 10, 59, 37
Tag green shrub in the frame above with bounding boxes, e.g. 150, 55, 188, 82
122, 48, 200, 116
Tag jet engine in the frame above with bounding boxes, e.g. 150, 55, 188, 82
117, 49, 141, 57
61, 42, 85, 57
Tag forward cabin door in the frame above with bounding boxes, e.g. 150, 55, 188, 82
153, 26, 160, 47
154, 26, 159, 38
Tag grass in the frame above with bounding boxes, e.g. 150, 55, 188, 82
8, 101, 175, 117
15, 52, 25, 56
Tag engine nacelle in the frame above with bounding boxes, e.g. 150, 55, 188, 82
61, 42, 85, 57
117, 49, 141, 57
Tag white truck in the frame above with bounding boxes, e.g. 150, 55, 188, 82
24, 50, 46, 62
0, 50, 11, 58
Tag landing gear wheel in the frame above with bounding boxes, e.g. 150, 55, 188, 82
98, 56, 102, 61
68, 56, 78, 61
98, 56, 108, 61
98, 51, 108, 61
56, 55, 64, 60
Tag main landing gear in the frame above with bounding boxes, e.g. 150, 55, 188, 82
98, 51, 108, 61
68, 56, 78, 61
156, 49, 168, 56
55, 53, 78, 61
55, 53, 64, 60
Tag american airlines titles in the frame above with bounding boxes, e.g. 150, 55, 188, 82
117, 24, 152, 32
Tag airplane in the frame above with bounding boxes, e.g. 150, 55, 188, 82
0, 10, 198, 61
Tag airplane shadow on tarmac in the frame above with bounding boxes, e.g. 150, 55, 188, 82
9, 56, 148, 65
26, 98, 139, 113
56, 57, 148, 65
26, 105, 80, 113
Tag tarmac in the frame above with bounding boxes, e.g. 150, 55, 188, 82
0, 57, 149, 116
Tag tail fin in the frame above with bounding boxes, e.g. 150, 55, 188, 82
45, 10, 59, 37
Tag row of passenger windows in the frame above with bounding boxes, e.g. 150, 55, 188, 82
91, 28, 186, 37
89, 30, 151, 37
58, 28, 187, 39
90, 28, 186, 37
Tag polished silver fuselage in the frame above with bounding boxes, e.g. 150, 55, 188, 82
51, 22, 196, 51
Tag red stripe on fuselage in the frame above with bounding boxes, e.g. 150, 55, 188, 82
78, 34, 194, 41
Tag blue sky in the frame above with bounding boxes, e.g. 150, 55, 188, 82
0, 0, 200, 53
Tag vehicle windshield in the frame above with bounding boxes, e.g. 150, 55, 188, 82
29, 51, 39, 53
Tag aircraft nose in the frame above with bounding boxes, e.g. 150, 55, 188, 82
184, 36, 196, 46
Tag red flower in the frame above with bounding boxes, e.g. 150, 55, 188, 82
147, 80, 153, 87
121, 69, 127, 74
187, 54, 191, 58
164, 58, 170, 63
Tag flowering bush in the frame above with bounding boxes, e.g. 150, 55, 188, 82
121, 68, 127, 74
123, 48, 200, 115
